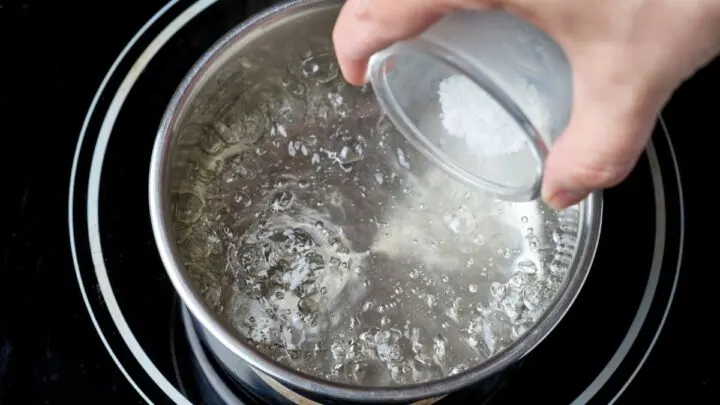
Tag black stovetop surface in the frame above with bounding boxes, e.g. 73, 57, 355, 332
0, 1, 717, 404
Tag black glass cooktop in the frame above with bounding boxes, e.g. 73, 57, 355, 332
0, 0, 716, 404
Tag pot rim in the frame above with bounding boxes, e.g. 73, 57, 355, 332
149, 0, 603, 401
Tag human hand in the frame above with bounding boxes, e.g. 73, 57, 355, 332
333, 0, 720, 208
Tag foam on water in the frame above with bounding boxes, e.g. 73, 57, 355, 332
169, 49, 580, 387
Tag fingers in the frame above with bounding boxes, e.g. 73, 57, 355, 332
540, 71, 661, 209
333, 0, 470, 85
332, 0, 665, 210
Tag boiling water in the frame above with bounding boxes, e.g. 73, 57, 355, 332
170, 50, 581, 387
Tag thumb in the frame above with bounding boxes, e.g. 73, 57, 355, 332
540, 75, 661, 209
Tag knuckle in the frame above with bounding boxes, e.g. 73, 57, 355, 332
349, 0, 377, 23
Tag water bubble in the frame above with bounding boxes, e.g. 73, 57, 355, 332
298, 298, 317, 314
329, 193, 342, 206
270, 191, 294, 211
526, 235, 540, 251
283, 75, 307, 99
508, 273, 530, 287
490, 282, 506, 299
218, 102, 267, 144
300, 53, 339, 83
330, 341, 346, 359
433, 335, 448, 363
233, 191, 252, 208
377, 341, 401, 363
473, 234, 485, 245
517, 260, 538, 274
199, 126, 224, 155
450, 364, 470, 376
512, 321, 532, 338
443, 205, 475, 234
173, 192, 204, 224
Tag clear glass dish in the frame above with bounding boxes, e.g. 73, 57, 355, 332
368, 11, 573, 202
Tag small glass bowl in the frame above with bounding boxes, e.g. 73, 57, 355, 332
368, 11, 573, 202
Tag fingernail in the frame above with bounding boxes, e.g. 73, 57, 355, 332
543, 188, 588, 210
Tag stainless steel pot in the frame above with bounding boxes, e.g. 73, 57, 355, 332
149, 0, 603, 402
